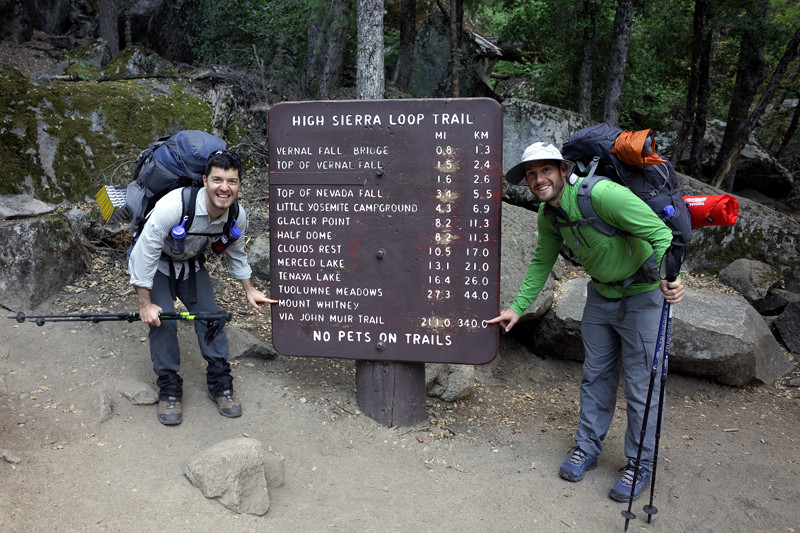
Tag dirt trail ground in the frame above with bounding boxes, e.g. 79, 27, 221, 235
1, 250, 798, 533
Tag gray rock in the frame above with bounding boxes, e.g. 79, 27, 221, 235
184, 438, 285, 516
0, 215, 91, 310
103, 46, 148, 77
752, 288, 800, 315
248, 233, 271, 281
66, 39, 112, 70
526, 280, 793, 387
425, 363, 475, 402
775, 301, 800, 356
98, 387, 114, 424
1, 450, 22, 464
525, 277, 589, 362
719, 258, 780, 303
671, 288, 794, 386
116, 379, 158, 405
227, 325, 277, 360
0, 195, 55, 220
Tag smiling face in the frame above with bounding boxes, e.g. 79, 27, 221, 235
203, 166, 240, 220
524, 159, 568, 206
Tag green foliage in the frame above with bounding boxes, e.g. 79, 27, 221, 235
188, 0, 309, 81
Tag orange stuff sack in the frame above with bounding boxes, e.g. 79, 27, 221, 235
612, 129, 666, 166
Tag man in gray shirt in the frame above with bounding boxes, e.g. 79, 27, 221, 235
129, 149, 275, 425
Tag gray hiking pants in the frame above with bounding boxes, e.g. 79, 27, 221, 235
575, 282, 665, 469
148, 268, 232, 400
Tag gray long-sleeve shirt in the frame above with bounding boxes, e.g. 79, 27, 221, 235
128, 187, 252, 289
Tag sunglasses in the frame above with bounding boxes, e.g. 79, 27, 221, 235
210, 149, 241, 164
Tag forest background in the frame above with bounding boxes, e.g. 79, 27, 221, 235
82, 0, 800, 205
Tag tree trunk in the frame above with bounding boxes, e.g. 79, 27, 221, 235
601, 0, 633, 125
98, 0, 119, 58
449, 0, 463, 97
578, 0, 597, 117
777, 99, 800, 158
392, 0, 417, 89
770, 62, 800, 152
123, 0, 131, 50
689, 26, 713, 181
305, 0, 353, 98
356, 0, 384, 100
673, 0, 708, 165
712, 24, 800, 189
710, 1, 769, 188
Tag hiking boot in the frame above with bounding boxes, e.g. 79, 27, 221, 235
157, 397, 182, 425
609, 460, 650, 502
208, 389, 242, 418
560, 447, 597, 481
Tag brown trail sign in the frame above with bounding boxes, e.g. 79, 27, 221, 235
268, 98, 502, 424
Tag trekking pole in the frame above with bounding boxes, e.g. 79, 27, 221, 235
643, 302, 673, 523
622, 299, 669, 531
8, 311, 231, 326
9, 311, 233, 343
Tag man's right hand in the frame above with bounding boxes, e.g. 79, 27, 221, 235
139, 302, 163, 326
486, 307, 521, 333
134, 286, 162, 326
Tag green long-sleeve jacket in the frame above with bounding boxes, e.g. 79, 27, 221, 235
509, 177, 674, 317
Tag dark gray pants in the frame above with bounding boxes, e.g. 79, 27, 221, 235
149, 268, 232, 400
575, 282, 664, 469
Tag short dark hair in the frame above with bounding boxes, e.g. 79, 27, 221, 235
205, 149, 242, 179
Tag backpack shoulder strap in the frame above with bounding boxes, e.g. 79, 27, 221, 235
224, 200, 240, 234
575, 160, 620, 239
181, 186, 199, 231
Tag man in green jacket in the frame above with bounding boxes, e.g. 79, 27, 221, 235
487, 142, 685, 502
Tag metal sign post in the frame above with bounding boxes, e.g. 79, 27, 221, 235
268, 98, 502, 425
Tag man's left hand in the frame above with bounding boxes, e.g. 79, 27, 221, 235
239, 278, 278, 312
660, 279, 685, 304
247, 290, 278, 313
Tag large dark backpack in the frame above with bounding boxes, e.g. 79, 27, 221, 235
560, 123, 692, 246
125, 130, 239, 241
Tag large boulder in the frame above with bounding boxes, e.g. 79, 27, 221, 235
718, 258, 781, 304
774, 301, 800, 357
679, 175, 800, 288
524, 278, 794, 387
0, 62, 218, 204
0, 214, 91, 310
501, 99, 593, 210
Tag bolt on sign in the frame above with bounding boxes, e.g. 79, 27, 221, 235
268, 98, 502, 364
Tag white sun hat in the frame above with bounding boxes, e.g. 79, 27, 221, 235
505, 142, 573, 185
